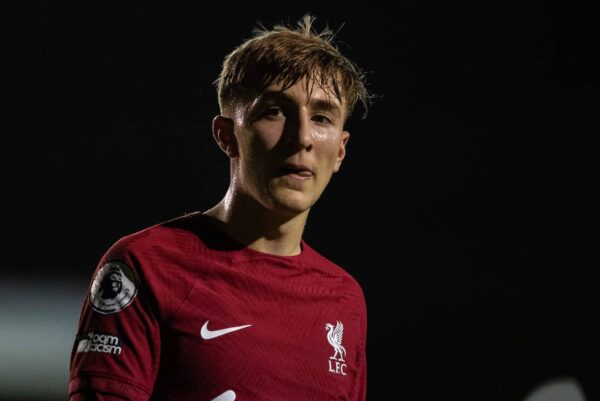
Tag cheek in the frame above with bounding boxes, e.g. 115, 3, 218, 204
238, 131, 278, 179
236, 129, 275, 167
315, 134, 344, 164
250, 121, 284, 149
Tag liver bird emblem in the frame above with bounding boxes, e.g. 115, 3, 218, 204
325, 321, 346, 362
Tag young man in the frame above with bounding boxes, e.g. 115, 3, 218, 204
70, 15, 370, 401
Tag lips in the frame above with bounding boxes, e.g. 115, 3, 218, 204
280, 163, 314, 177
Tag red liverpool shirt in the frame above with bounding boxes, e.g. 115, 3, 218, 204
69, 212, 367, 401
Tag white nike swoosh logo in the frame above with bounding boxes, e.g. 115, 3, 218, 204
200, 321, 252, 340
211, 390, 236, 401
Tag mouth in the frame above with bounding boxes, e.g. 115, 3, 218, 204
279, 164, 314, 178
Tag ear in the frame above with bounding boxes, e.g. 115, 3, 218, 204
212, 115, 238, 158
333, 131, 350, 173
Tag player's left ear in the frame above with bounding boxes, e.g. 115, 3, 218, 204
333, 131, 350, 173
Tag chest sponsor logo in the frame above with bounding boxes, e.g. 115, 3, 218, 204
200, 321, 252, 340
89, 260, 138, 314
76, 331, 122, 355
326, 320, 348, 375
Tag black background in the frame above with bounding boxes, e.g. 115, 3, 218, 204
7, 1, 598, 400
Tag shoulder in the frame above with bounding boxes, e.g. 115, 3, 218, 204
104, 211, 206, 259
92, 212, 209, 317
301, 241, 366, 299
95, 211, 215, 291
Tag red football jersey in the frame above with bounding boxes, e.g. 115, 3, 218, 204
70, 212, 367, 401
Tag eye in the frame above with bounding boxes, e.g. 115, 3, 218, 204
312, 114, 333, 125
263, 106, 284, 119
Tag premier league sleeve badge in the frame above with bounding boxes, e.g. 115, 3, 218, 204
89, 260, 139, 314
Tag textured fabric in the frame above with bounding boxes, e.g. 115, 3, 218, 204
70, 211, 367, 401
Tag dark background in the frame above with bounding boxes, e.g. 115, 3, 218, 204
6, 1, 598, 400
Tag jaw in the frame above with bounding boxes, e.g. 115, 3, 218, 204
266, 185, 316, 215
267, 169, 336, 213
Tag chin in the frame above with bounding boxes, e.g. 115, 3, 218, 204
268, 191, 314, 216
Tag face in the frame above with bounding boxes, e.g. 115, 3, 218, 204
228, 78, 350, 215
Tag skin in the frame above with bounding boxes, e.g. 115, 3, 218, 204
205, 77, 350, 256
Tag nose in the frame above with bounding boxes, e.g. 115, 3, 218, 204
286, 111, 313, 151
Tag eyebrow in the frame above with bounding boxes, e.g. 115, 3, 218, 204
311, 98, 342, 118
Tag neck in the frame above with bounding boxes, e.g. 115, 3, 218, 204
204, 188, 309, 256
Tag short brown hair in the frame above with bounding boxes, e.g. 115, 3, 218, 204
215, 15, 370, 120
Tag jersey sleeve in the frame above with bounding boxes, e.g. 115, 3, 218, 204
69, 240, 161, 401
